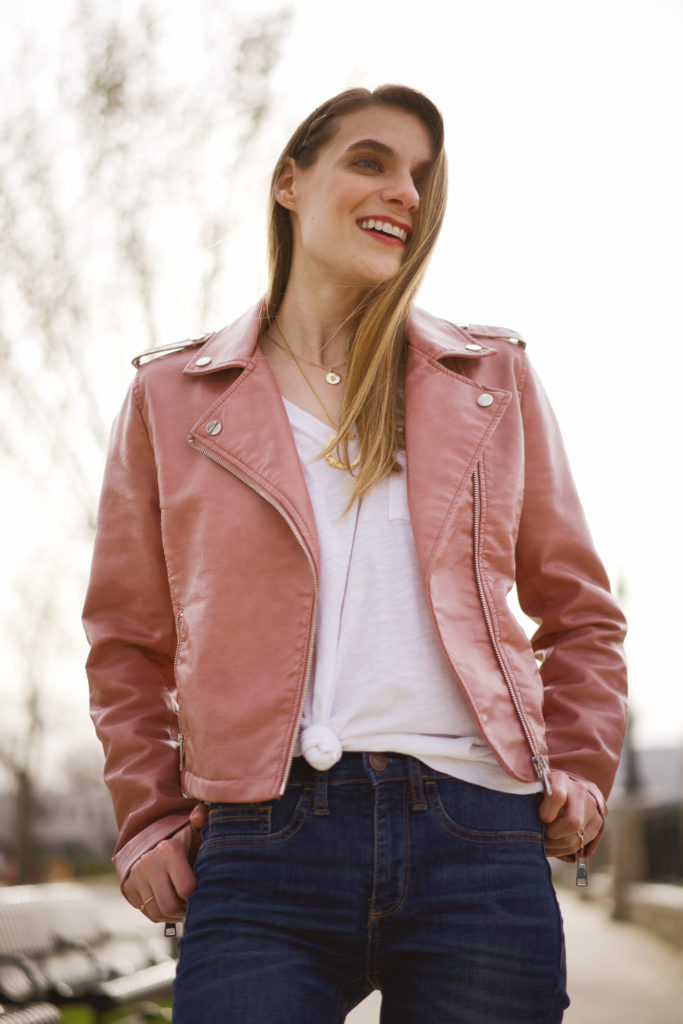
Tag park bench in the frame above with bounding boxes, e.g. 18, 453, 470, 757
0, 882, 176, 1022
0, 1003, 61, 1024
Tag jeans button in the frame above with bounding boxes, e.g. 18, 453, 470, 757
369, 753, 387, 771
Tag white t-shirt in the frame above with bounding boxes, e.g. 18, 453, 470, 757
284, 398, 540, 795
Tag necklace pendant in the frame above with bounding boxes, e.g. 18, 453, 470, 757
324, 434, 361, 472
325, 369, 342, 385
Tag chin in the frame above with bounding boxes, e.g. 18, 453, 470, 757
355, 258, 404, 288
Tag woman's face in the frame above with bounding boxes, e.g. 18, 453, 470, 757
279, 105, 434, 293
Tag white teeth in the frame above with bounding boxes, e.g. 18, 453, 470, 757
360, 219, 408, 243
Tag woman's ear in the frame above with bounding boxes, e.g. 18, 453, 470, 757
275, 157, 297, 210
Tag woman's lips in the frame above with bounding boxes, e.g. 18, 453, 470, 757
358, 217, 410, 245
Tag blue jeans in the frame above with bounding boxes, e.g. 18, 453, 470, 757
173, 753, 569, 1022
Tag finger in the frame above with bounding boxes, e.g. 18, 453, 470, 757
122, 875, 143, 910
190, 803, 209, 830
126, 826, 197, 922
544, 833, 586, 858
143, 894, 186, 923
544, 792, 599, 842
537, 772, 569, 824
137, 893, 161, 916
543, 787, 601, 858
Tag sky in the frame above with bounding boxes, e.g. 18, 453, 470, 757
2, 0, 682, 761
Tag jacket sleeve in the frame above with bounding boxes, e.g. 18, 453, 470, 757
514, 357, 628, 809
83, 376, 196, 885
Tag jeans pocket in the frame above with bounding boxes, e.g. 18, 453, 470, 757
202, 788, 311, 850
425, 778, 544, 846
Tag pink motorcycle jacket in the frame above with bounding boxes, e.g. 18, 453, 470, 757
83, 302, 628, 884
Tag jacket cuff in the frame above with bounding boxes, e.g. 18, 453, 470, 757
113, 812, 194, 888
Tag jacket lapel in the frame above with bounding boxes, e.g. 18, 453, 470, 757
405, 310, 511, 576
184, 303, 320, 569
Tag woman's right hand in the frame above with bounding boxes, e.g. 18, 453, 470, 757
122, 817, 204, 923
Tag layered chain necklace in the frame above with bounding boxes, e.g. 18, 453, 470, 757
272, 319, 360, 472
269, 323, 348, 385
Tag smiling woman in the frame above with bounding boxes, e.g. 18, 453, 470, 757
262, 86, 448, 501
83, 84, 627, 1023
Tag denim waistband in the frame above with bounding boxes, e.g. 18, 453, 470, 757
286, 751, 453, 815
285, 751, 542, 819
288, 751, 448, 785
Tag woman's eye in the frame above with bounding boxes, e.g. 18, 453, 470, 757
354, 157, 382, 171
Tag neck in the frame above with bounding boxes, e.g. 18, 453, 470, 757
272, 277, 363, 366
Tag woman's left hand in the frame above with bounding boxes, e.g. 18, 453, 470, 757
538, 771, 603, 862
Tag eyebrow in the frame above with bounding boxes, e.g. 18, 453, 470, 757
345, 138, 395, 158
344, 138, 432, 174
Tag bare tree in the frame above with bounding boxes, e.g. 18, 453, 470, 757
0, 577, 61, 881
0, 0, 290, 877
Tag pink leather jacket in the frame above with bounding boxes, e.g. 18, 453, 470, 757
83, 302, 627, 883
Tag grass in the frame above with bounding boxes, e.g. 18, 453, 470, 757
58, 1005, 172, 1023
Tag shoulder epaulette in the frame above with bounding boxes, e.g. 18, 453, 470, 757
132, 332, 213, 369
453, 323, 527, 350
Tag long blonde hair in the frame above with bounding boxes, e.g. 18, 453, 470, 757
262, 85, 448, 504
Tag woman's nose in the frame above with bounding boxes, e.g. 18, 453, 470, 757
382, 172, 420, 212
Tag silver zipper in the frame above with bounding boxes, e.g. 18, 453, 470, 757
173, 609, 194, 797
472, 465, 552, 795
174, 609, 184, 670
174, 609, 185, 767
188, 437, 318, 795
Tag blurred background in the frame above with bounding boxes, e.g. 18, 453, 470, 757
0, 0, 681, 1007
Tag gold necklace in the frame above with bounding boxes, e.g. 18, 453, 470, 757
273, 320, 348, 385
271, 324, 360, 472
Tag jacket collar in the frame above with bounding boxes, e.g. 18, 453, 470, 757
407, 307, 498, 362
182, 301, 498, 375
183, 302, 266, 374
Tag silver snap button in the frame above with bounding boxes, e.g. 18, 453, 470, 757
205, 419, 222, 435
465, 343, 483, 352
477, 393, 494, 408
195, 356, 212, 366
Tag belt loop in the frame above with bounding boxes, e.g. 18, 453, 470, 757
408, 757, 427, 811
313, 769, 329, 816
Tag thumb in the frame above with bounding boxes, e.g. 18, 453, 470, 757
189, 802, 209, 830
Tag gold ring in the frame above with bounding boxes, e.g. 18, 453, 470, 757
139, 895, 155, 911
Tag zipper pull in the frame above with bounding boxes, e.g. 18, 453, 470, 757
575, 826, 588, 886
576, 854, 589, 887
178, 731, 193, 799
533, 755, 553, 796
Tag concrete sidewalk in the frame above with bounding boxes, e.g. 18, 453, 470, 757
559, 888, 683, 1022
346, 888, 683, 1022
